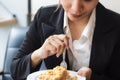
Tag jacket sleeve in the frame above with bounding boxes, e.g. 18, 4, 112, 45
10, 8, 43, 80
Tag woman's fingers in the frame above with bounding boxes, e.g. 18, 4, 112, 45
53, 34, 69, 48
50, 38, 65, 55
77, 67, 92, 80
42, 34, 69, 58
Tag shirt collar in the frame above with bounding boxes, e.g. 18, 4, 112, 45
63, 12, 69, 33
82, 8, 96, 42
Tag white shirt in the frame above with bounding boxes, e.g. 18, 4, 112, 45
63, 9, 96, 71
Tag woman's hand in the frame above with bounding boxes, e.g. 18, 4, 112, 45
77, 67, 92, 80
39, 34, 69, 59
31, 34, 69, 67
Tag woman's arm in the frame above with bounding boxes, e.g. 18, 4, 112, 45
10, 8, 43, 80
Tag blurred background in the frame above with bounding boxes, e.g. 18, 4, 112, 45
0, 0, 120, 79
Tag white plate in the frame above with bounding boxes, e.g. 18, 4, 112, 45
27, 70, 86, 80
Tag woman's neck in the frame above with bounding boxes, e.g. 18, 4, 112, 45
68, 16, 90, 41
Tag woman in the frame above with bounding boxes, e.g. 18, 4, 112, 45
10, 0, 120, 80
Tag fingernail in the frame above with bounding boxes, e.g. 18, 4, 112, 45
56, 54, 59, 57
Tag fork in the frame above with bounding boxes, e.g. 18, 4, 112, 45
60, 48, 67, 69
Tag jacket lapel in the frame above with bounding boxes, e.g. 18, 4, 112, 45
89, 3, 114, 73
41, 8, 64, 40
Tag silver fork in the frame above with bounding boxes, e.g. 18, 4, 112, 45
60, 48, 67, 69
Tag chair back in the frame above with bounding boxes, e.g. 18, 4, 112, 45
3, 27, 28, 80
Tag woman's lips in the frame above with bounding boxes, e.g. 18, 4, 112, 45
70, 13, 81, 18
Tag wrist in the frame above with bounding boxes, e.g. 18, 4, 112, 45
31, 49, 43, 67
32, 49, 43, 61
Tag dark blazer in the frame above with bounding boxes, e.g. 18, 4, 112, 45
10, 3, 120, 80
